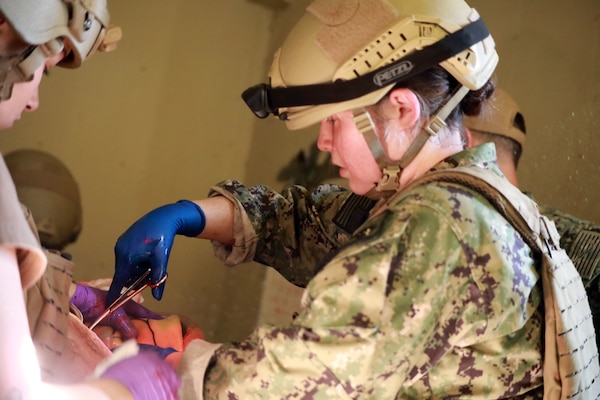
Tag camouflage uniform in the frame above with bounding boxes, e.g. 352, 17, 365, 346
178, 144, 544, 399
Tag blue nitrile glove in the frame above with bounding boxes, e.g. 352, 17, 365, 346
71, 284, 163, 340
99, 351, 180, 400
107, 200, 205, 304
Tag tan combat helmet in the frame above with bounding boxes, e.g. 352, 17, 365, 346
463, 88, 527, 145
5, 149, 82, 251
0, 0, 122, 100
242, 0, 498, 193
243, 0, 498, 130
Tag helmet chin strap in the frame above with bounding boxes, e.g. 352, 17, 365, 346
0, 55, 25, 101
359, 85, 471, 198
0, 39, 64, 101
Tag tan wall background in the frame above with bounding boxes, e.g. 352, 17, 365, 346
1, 0, 598, 342
1, 0, 274, 342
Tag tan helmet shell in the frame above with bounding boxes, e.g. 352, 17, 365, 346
463, 88, 526, 145
268, 0, 498, 130
0, 0, 121, 100
5, 149, 82, 250
0, 0, 121, 67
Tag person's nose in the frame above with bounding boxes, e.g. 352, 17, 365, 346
317, 121, 333, 152
25, 90, 40, 112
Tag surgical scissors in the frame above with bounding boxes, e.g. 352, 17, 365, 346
88, 269, 167, 330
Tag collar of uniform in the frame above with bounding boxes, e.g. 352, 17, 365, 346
431, 142, 498, 172
368, 142, 502, 219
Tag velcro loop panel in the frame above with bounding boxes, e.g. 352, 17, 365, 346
308, 0, 398, 64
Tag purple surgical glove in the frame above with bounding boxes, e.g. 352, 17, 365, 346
71, 283, 162, 340
100, 351, 180, 400
108, 200, 205, 304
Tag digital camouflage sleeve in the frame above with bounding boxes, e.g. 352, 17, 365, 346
209, 182, 354, 287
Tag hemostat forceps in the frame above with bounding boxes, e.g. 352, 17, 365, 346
88, 269, 167, 330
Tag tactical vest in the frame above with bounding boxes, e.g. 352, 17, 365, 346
23, 207, 111, 383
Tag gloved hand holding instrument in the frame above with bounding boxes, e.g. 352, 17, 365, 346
71, 279, 164, 340
107, 200, 206, 305
78, 267, 168, 340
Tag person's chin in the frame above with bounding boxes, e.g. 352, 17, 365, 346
0, 121, 15, 130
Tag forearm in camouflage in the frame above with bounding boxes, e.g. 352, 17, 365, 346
210, 180, 352, 287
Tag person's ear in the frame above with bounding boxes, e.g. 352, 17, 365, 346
465, 127, 475, 148
386, 88, 421, 130
371, 88, 422, 161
